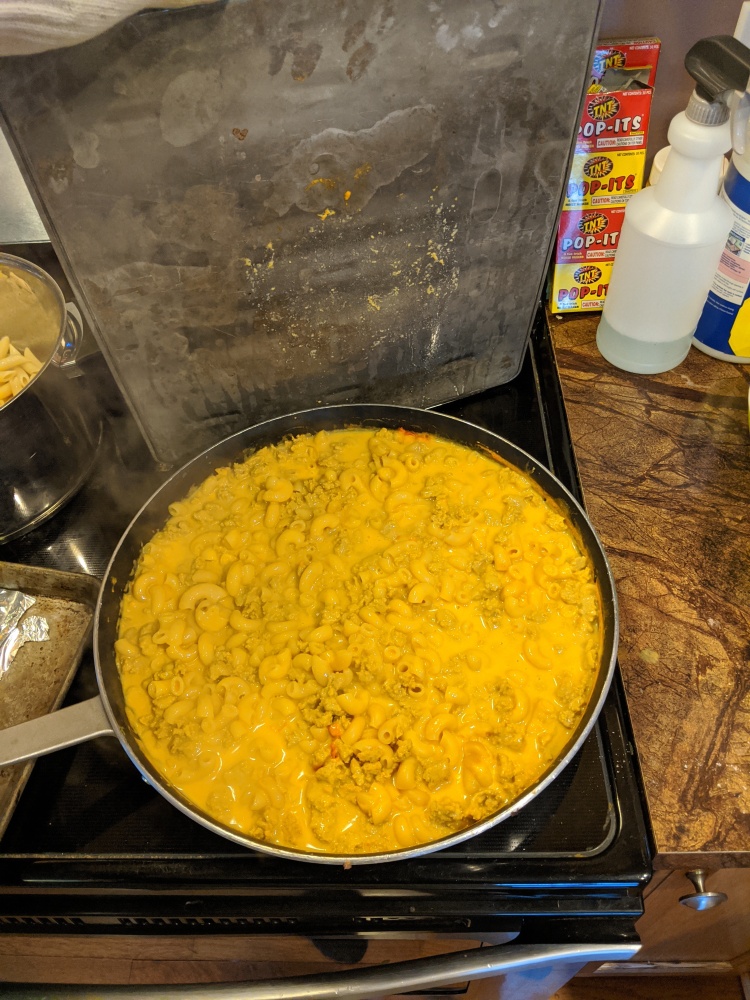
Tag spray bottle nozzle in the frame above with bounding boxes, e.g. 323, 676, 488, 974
684, 36, 750, 149
685, 35, 750, 103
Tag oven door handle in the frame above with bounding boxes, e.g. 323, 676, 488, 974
4, 941, 640, 998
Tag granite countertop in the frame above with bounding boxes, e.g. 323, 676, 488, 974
549, 310, 750, 869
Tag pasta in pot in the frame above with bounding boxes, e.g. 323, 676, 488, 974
116, 427, 603, 854
0, 336, 43, 405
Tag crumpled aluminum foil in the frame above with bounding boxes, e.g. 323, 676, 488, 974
0, 587, 49, 677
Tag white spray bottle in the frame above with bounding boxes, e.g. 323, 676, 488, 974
596, 36, 750, 374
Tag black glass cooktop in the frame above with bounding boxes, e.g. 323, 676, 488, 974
0, 293, 651, 931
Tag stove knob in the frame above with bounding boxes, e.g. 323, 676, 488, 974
679, 869, 728, 911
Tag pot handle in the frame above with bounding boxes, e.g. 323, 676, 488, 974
52, 301, 85, 377
0, 942, 640, 999
0, 696, 115, 767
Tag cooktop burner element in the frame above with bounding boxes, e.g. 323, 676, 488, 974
0, 307, 651, 937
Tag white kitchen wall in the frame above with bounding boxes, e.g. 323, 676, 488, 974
0, 130, 47, 244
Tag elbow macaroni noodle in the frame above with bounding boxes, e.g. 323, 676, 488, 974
116, 428, 603, 854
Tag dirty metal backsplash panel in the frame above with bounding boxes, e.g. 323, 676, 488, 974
0, 0, 600, 465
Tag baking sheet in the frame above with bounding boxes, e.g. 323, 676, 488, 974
0, 561, 99, 838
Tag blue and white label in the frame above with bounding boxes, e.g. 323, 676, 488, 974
693, 160, 750, 360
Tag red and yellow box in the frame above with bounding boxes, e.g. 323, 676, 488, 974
563, 149, 645, 209
575, 87, 653, 155
551, 36, 660, 311
590, 38, 660, 90
555, 206, 625, 264
551, 261, 614, 312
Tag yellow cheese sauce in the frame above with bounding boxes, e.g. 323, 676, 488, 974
116, 428, 603, 855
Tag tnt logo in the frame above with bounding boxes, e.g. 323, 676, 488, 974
557, 275, 610, 303
592, 48, 626, 80
573, 265, 602, 285
588, 94, 620, 121
583, 156, 613, 180
578, 213, 608, 236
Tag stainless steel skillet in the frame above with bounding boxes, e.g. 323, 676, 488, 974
0, 404, 618, 866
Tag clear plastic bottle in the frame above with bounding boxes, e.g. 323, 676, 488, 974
596, 93, 732, 374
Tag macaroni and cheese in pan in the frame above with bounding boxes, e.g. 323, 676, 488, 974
116, 427, 603, 855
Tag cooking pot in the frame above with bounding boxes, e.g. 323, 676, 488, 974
0, 404, 618, 864
0, 252, 102, 542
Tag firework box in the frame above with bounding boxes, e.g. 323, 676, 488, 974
551, 206, 624, 310
551, 260, 615, 311
556, 206, 626, 263
551, 36, 660, 312
564, 148, 648, 209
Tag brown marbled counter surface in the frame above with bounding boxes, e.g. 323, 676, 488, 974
549, 311, 750, 869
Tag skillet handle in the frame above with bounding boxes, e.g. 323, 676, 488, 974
0, 696, 114, 766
